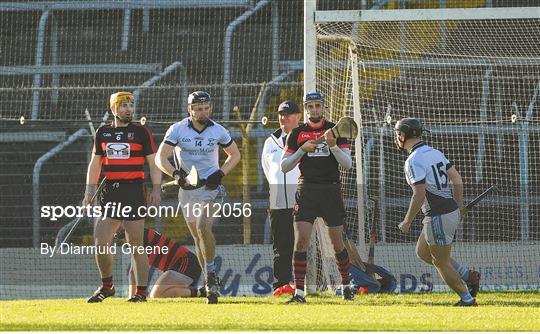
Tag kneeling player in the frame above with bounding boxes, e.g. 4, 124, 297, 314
349, 262, 397, 294
128, 228, 203, 298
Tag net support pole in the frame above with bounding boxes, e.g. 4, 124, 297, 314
518, 81, 538, 241
304, 0, 316, 122
476, 69, 492, 183
304, 0, 317, 294
349, 43, 366, 258
378, 107, 391, 243
518, 108, 530, 242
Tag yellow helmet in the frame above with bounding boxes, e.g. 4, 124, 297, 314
109, 91, 134, 111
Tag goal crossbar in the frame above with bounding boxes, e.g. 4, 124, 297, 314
315, 7, 540, 23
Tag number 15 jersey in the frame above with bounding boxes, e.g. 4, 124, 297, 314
404, 142, 458, 216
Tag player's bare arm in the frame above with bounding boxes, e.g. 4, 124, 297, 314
155, 142, 190, 188
220, 141, 241, 175
82, 153, 103, 206
146, 153, 162, 207
155, 142, 176, 177
398, 183, 426, 233
447, 166, 464, 216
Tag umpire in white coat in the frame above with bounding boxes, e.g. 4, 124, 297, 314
261, 100, 301, 292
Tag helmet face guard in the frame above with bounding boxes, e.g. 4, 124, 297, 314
394, 118, 426, 150
188, 91, 212, 125
109, 92, 134, 123
303, 92, 325, 123
110, 92, 134, 111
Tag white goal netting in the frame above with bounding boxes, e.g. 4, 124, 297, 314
310, 8, 540, 293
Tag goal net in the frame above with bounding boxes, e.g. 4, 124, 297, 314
307, 7, 540, 293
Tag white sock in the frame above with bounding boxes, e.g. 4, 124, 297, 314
206, 260, 216, 275
295, 288, 305, 297
453, 261, 471, 282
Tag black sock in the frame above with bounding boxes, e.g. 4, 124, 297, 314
293, 251, 307, 292
335, 248, 351, 285
101, 276, 113, 289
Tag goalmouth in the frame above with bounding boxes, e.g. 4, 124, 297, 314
304, 3, 540, 293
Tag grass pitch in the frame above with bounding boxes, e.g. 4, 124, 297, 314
1, 292, 538, 331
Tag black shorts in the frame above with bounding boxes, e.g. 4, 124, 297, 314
99, 180, 147, 221
183, 251, 202, 281
293, 183, 346, 227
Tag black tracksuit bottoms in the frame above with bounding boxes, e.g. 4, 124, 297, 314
269, 208, 295, 289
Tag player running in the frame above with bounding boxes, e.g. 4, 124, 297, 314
84, 91, 162, 303
394, 118, 480, 306
155, 91, 240, 304
128, 228, 203, 298
280, 92, 355, 303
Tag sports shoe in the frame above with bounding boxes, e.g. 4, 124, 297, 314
198, 286, 207, 298
342, 285, 355, 301
467, 270, 481, 297
286, 294, 306, 304
273, 284, 295, 296
127, 294, 147, 302
206, 274, 220, 304
454, 299, 478, 307
87, 286, 115, 303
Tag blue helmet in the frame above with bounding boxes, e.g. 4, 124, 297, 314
303, 92, 324, 104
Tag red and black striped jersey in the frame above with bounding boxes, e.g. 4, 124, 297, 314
143, 228, 200, 279
94, 122, 157, 181
285, 120, 349, 184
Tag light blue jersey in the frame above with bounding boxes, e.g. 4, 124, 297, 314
404, 142, 458, 216
164, 118, 233, 179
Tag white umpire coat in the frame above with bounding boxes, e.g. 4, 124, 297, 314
261, 128, 301, 210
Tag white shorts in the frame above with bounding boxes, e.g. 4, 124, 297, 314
178, 185, 226, 221
422, 209, 460, 246
164, 270, 194, 287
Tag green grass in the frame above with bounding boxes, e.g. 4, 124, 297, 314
1, 292, 538, 331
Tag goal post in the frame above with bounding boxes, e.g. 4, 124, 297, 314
305, 5, 540, 293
